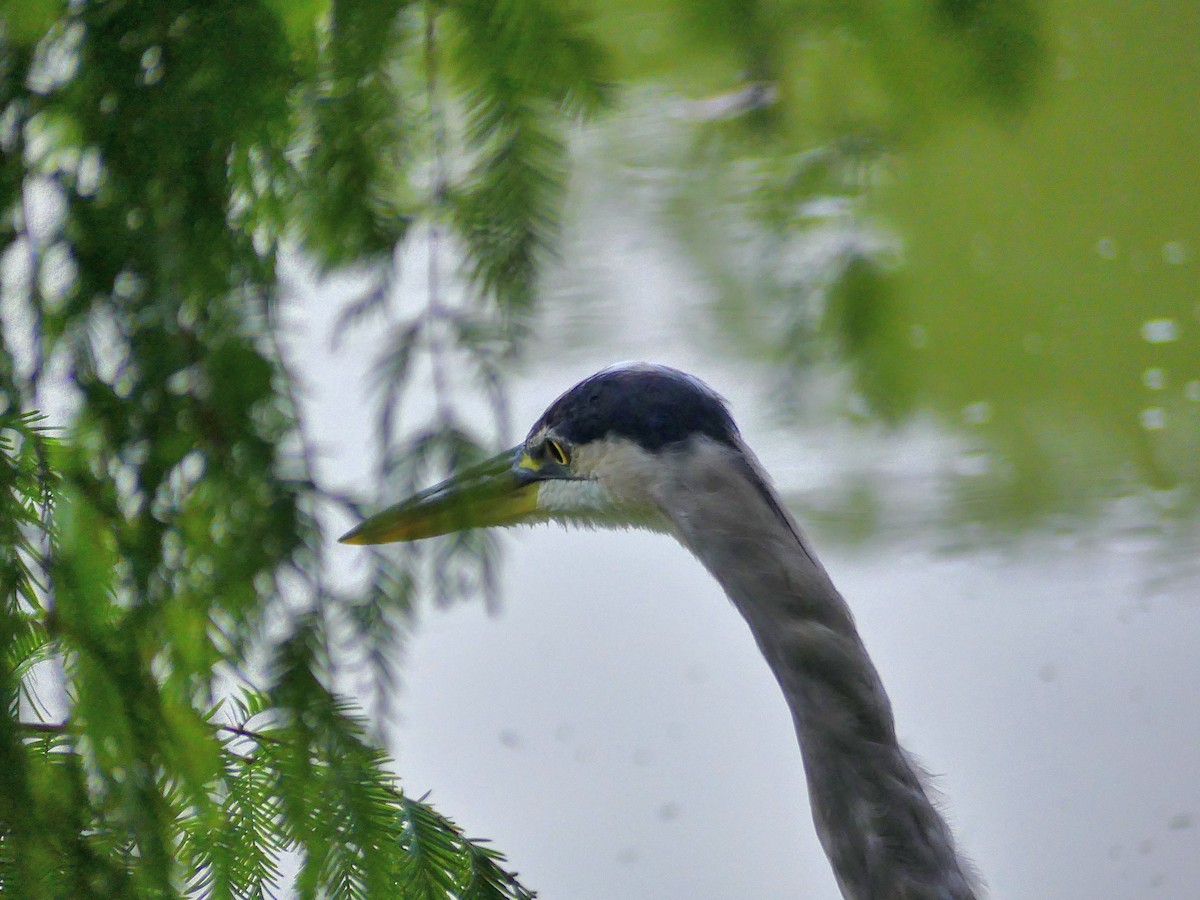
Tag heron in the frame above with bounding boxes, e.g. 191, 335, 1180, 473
341, 363, 979, 899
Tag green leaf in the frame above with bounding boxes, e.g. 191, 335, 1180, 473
0, 0, 66, 46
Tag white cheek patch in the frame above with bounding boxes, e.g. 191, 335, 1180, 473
535, 478, 670, 533
536, 479, 614, 515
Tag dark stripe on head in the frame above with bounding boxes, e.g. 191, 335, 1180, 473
531, 365, 740, 452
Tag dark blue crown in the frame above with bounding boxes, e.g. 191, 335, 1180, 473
531, 365, 740, 452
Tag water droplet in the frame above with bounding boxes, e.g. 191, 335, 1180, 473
1142, 368, 1167, 390
1140, 407, 1167, 430
1163, 241, 1188, 265
1096, 237, 1118, 259
909, 324, 928, 348
1185, 381, 1200, 402
1141, 319, 1178, 343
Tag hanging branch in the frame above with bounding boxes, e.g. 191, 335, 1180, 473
0, 0, 608, 893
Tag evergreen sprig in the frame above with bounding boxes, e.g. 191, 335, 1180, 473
446, 0, 609, 319
0, 0, 608, 892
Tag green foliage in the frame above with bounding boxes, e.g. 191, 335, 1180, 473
577, 0, 1046, 427
585, 0, 1044, 139
1, 0, 606, 894
447, 0, 609, 317
293, 0, 413, 267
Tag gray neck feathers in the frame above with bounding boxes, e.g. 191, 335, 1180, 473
657, 438, 978, 900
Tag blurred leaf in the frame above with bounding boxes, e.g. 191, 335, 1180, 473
447, 0, 610, 318
827, 251, 913, 421
0, 0, 65, 46
264, 0, 329, 52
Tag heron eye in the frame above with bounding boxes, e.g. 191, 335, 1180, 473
545, 439, 570, 466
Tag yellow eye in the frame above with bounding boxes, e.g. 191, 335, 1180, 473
546, 439, 569, 466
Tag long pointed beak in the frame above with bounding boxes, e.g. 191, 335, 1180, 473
339, 446, 549, 545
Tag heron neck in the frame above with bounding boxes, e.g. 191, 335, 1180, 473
661, 444, 977, 899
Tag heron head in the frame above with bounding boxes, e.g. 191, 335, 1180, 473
338, 363, 744, 544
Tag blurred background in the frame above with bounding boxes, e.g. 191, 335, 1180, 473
4, 0, 1198, 896
309, 2, 1200, 896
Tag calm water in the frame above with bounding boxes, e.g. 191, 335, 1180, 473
310, 4, 1200, 897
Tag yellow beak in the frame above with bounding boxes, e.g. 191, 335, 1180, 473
339, 447, 548, 545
